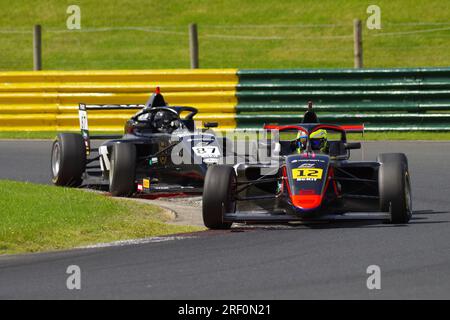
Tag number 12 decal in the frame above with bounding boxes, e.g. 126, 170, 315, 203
292, 168, 323, 180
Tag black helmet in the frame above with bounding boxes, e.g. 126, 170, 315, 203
152, 109, 178, 133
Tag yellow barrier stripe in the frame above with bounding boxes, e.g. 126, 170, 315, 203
0, 82, 236, 93
0, 91, 237, 104
0, 69, 238, 83
0, 103, 236, 114
0, 105, 60, 113
0, 113, 235, 120
0, 113, 236, 131
0, 114, 57, 126
0, 69, 237, 76
0, 69, 238, 130
0, 125, 238, 132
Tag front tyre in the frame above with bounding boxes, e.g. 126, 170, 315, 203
109, 143, 136, 197
51, 133, 86, 187
378, 153, 412, 224
202, 165, 236, 229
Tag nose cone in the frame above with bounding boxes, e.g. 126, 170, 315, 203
291, 195, 322, 210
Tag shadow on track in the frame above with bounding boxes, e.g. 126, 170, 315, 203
412, 210, 450, 215
222, 209, 450, 232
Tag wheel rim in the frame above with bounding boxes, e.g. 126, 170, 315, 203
51, 142, 61, 178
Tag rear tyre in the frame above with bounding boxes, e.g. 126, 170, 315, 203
51, 133, 86, 187
109, 143, 136, 196
202, 165, 236, 229
378, 153, 412, 224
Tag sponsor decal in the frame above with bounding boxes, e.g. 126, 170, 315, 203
186, 136, 215, 142
148, 157, 158, 165
290, 158, 325, 164
299, 163, 315, 168
79, 109, 88, 131
152, 186, 171, 190
203, 158, 219, 164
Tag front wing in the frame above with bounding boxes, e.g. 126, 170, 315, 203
224, 210, 391, 224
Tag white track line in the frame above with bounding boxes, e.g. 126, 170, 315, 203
79, 235, 198, 249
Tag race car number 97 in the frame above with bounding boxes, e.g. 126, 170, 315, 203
192, 146, 220, 158
292, 168, 323, 180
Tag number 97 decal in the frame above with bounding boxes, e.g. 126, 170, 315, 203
192, 146, 220, 158
292, 168, 323, 180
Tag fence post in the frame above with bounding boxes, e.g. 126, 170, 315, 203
353, 19, 363, 68
189, 23, 199, 69
33, 24, 42, 71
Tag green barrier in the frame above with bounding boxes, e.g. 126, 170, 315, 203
362, 124, 450, 131
236, 67, 450, 131
238, 82, 450, 91
237, 90, 450, 103
237, 68, 450, 82
237, 113, 450, 124
237, 103, 450, 113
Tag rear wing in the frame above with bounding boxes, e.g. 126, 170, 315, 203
78, 103, 144, 154
340, 124, 365, 135
78, 87, 167, 154
263, 123, 365, 134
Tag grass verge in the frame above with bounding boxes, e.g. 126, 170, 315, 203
0, 0, 449, 70
0, 180, 203, 255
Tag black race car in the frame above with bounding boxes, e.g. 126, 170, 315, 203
51, 89, 226, 196
202, 122, 412, 229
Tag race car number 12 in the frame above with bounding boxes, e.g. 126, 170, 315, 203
292, 168, 323, 180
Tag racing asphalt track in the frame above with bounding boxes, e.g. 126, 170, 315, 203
0, 140, 450, 299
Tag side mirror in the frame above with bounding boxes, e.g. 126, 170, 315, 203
204, 122, 218, 128
344, 142, 361, 150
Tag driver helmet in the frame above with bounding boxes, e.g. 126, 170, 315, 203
295, 131, 308, 153
152, 109, 178, 133
309, 129, 328, 152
